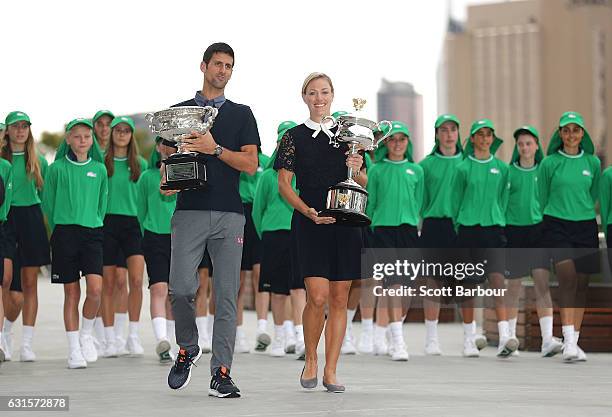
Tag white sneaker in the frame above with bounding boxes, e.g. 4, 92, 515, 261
463, 337, 480, 357
496, 337, 519, 358
20, 345, 36, 362
155, 339, 172, 363
254, 331, 270, 352
67, 348, 87, 369
235, 333, 250, 353
1, 332, 12, 361
93, 336, 105, 357
80, 335, 98, 363
541, 337, 563, 357
373, 338, 389, 356
562, 341, 578, 361
341, 334, 357, 355
270, 335, 286, 357
474, 334, 488, 350
285, 331, 297, 354
391, 341, 409, 361
102, 341, 118, 358
424, 339, 442, 356
576, 345, 587, 362
198, 332, 211, 354
295, 340, 305, 360
115, 337, 129, 356
126, 335, 144, 357
358, 330, 374, 354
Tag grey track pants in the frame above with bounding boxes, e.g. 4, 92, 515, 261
169, 210, 245, 375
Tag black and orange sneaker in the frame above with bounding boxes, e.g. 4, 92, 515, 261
208, 366, 241, 398
167, 345, 202, 390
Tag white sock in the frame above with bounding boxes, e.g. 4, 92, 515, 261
575, 331, 580, 343
257, 319, 268, 333
81, 317, 95, 337
361, 318, 374, 333
22, 326, 34, 346
470, 321, 478, 335
294, 324, 304, 342
236, 325, 245, 338
283, 320, 294, 338
274, 325, 285, 340
389, 321, 404, 345
128, 321, 139, 338
539, 316, 553, 343
562, 325, 575, 344
104, 327, 115, 344
463, 322, 475, 339
0, 331, 2, 342
152, 317, 167, 342
196, 316, 208, 338
94, 317, 105, 343
425, 319, 439, 341
114, 313, 128, 339
346, 309, 357, 330
497, 321, 510, 340
374, 325, 387, 341
207, 315, 214, 337
166, 320, 176, 344
3, 318, 14, 333
66, 331, 80, 351
508, 318, 518, 339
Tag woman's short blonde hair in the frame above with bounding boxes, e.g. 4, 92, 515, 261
301, 72, 334, 95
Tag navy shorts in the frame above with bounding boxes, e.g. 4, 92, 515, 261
103, 215, 143, 266
51, 225, 104, 284
259, 230, 292, 295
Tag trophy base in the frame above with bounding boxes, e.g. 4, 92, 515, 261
162, 153, 207, 191
160, 178, 207, 191
321, 179, 370, 226
318, 208, 371, 226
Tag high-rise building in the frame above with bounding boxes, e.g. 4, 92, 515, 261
377, 79, 424, 161
438, 0, 612, 163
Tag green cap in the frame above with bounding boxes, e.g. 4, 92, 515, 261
511, 124, 544, 164
56, 120, 104, 163
546, 111, 594, 155
332, 111, 349, 118
463, 118, 503, 156
65, 118, 93, 132
435, 113, 460, 129
110, 116, 135, 131
93, 110, 115, 123
430, 114, 462, 156
277, 120, 297, 142
375, 121, 414, 163
5, 111, 31, 126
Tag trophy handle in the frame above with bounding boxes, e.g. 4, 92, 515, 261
145, 113, 160, 133
201, 106, 219, 130
320, 115, 337, 130
374, 120, 393, 147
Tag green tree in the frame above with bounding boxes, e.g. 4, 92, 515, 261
40, 131, 64, 150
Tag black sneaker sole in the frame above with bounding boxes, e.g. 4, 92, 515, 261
168, 348, 202, 390
208, 388, 241, 398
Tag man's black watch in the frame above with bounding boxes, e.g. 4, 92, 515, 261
213, 144, 224, 157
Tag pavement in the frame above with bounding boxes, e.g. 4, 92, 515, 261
1, 278, 611, 417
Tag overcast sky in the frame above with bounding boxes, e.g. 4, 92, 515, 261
1, 0, 499, 155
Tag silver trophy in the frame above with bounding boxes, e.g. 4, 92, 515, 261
145, 106, 218, 190
318, 98, 392, 226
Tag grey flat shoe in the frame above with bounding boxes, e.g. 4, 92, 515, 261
323, 380, 345, 393
300, 366, 317, 389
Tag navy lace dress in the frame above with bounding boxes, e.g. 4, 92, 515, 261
274, 123, 364, 281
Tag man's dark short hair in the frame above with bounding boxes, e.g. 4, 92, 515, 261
203, 42, 235, 67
